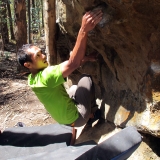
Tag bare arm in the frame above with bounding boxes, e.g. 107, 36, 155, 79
60, 10, 102, 78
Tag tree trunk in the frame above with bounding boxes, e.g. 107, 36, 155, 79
44, 0, 57, 65
41, 0, 44, 28
27, 0, 31, 43
14, 0, 27, 51
7, 1, 15, 40
14, 0, 28, 73
32, 0, 35, 7
31, 0, 35, 30
0, 2, 9, 45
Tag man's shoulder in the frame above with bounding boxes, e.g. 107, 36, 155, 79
41, 65, 62, 77
43, 65, 60, 72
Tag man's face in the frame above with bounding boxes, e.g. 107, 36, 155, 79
27, 46, 48, 70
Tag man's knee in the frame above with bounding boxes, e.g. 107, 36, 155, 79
79, 74, 93, 85
67, 85, 77, 98
80, 74, 92, 80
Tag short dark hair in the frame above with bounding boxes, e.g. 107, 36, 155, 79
18, 44, 34, 67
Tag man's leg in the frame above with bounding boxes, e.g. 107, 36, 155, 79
73, 74, 96, 127
67, 85, 77, 99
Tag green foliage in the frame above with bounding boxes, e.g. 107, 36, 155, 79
0, 0, 14, 28
0, 1, 7, 23
0, 1, 8, 43
0, 0, 44, 44
0, 0, 15, 43
4, 51, 10, 59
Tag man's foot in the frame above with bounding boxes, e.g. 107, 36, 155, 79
87, 109, 101, 125
15, 122, 25, 127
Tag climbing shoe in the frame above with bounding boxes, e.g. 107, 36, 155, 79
15, 122, 25, 127
87, 109, 101, 125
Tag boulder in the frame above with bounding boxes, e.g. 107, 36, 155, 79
56, 0, 160, 137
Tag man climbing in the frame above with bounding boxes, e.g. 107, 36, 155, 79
18, 10, 103, 127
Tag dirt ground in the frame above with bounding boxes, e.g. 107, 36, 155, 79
0, 50, 160, 160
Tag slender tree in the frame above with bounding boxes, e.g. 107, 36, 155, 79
0, 1, 9, 45
35, 0, 41, 34
7, 0, 15, 40
44, 0, 57, 65
31, 0, 35, 33
27, 0, 31, 43
14, 0, 27, 51
32, 0, 35, 8
41, 0, 44, 28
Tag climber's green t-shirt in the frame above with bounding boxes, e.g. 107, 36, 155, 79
28, 65, 79, 124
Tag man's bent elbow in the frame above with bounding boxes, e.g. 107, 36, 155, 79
68, 59, 80, 70
60, 60, 80, 78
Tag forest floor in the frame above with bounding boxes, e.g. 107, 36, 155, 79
0, 43, 159, 159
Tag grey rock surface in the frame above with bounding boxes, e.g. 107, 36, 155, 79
56, 0, 160, 137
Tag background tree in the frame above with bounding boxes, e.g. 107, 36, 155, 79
7, 0, 15, 40
44, 0, 57, 65
14, 0, 27, 51
41, 0, 44, 29
27, 0, 31, 43
0, 1, 9, 46
31, 0, 35, 35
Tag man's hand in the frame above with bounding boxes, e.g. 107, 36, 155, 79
81, 52, 99, 65
81, 10, 103, 33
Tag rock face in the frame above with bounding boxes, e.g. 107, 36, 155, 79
56, 0, 160, 137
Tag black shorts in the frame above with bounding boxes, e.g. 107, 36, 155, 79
67, 74, 96, 127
